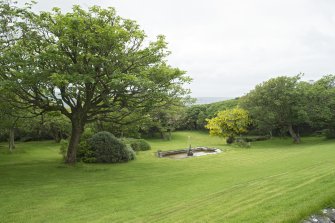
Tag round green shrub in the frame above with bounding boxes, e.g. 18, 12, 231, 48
77, 128, 95, 162
89, 131, 135, 163
126, 145, 136, 160
130, 139, 151, 151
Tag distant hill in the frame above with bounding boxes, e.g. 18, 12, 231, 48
195, 97, 232, 105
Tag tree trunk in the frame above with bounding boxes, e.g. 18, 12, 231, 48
167, 130, 172, 141
160, 131, 165, 140
8, 127, 15, 152
288, 124, 300, 143
66, 118, 84, 164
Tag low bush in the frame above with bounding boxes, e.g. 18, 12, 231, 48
119, 138, 133, 145
130, 139, 151, 151
59, 130, 136, 163
90, 131, 135, 163
126, 145, 136, 160
77, 128, 95, 162
60, 128, 96, 163
234, 140, 251, 148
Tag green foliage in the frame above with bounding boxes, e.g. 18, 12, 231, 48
77, 128, 95, 163
0, 2, 190, 163
59, 139, 68, 161
180, 99, 239, 130
205, 108, 251, 142
205, 99, 240, 118
303, 75, 335, 130
93, 102, 188, 140
90, 131, 135, 163
130, 139, 151, 151
0, 89, 40, 150
325, 129, 335, 139
234, 140, 251, 148
240, 75, 306, 143
181, 105, 207, 130
125, 145, 136, 160
226, 136, 234, 144
240, 74, 335, 142
144, 105, 186, 140
43, 112, 71, 143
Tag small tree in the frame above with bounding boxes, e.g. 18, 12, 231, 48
0, 106, 19, 152
0, 90, 39, 151
205, 108, 250, 144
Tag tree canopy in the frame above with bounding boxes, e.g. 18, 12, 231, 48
240, 75, 308, 143
301, 75, 335, 138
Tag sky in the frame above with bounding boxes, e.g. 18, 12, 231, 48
17, 0, 335, 97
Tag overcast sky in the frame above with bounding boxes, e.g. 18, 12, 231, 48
18, 0, 335, 97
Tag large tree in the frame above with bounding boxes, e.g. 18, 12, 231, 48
240, 75, 307, 143
0, 2, 190, 163
304, 75, 335, 134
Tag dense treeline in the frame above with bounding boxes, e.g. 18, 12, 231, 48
0, 98, 238, 143
1, 75, 334, 147
241, 75, 335, 142
178, 99, 239, 130
184, 75, 335, 142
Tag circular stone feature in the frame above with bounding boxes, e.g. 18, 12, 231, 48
157, 147, 222, 159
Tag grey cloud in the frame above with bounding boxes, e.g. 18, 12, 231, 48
17, 0, 335, 97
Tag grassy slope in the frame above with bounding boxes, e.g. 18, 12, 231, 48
1, 131, 335, 223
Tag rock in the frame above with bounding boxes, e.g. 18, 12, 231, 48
323, 209, 335, 221
308, 215, 333, 223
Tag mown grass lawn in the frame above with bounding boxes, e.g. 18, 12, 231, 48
1, 131, 335, 223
